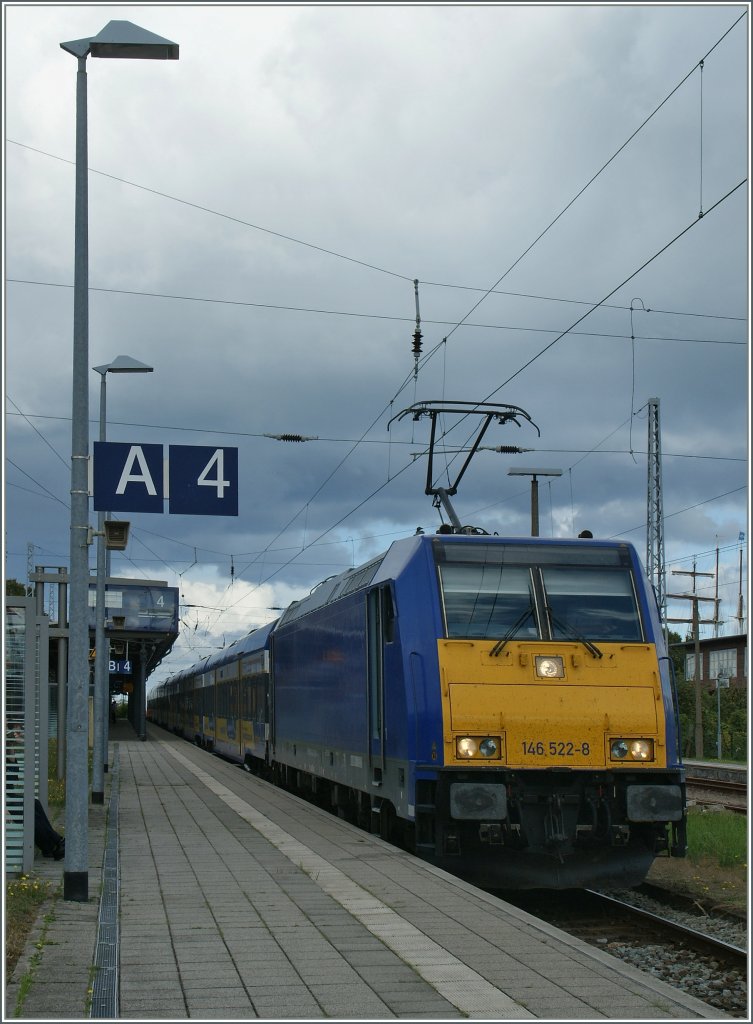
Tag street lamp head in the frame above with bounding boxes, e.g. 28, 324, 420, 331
60, 37, 94, 59
507, 467, 563, 478
62, 21, 179, 61
90, 21, 179, 60
94, 355, 154, 377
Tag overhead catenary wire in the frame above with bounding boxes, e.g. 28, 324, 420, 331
11, 186, 748, 591
8, 6, 746, 314
628, 299, 648, 461
466, 182, 745, 406
207, 176, 750, 621
406, 10, 748, 363
699, 59, 705, 218
8, 280, 745, 345
9, 154, 746, 593
609, 486, 747, 540
7, 397, 71, 470
417, 280, 746, 322
6, 142, 413, 284
7, 14, 747, 632
5, 10, 746, 362
430, 177, 747, 492
5, 410, 749, 457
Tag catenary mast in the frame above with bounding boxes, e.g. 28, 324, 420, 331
646, 398, 667, 639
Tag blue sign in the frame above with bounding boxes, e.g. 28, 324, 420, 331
168, 445, 238, 516
109, 659, 132, 675
88, 585, 179, 634
93, 442, 238, 516
93, 442, 164, 513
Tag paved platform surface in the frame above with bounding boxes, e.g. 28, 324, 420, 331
6, 722, 728, 1020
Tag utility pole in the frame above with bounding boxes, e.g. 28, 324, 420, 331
667, 563, 717, 759
646, 399, 667, 638
507, 468, 563, 536
736, 548, 745, 633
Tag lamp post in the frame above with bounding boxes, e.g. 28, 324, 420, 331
507, 467, 563, 536
91, 357, 153, 805
716, 672, 730, 760
60, 20, 177, 902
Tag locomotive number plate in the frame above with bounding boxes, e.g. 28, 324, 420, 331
522, 740, 591, 757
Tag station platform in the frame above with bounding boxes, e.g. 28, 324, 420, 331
6, 721, 727, 1020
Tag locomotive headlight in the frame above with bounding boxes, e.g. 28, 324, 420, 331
629, 739, 654, 761
610, 738, 654, 761
610, 740, 629, 759
456, 736, 502, 759
535, 655, 564, 679
457, 737, 479, 758
479, 737, 499, 758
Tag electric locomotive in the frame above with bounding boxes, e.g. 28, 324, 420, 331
150, 532, 686, 890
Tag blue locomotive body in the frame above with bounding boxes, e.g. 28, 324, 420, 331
149, 534, 686, 889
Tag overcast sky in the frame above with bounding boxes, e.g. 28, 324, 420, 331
3, 2, 749, 683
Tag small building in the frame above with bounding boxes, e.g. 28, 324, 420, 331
672, 633, 748, 689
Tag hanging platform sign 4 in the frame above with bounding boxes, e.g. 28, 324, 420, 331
168, 445, 238, 516
92, 442, 238, 516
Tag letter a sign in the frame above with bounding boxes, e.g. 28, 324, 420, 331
93, 442, 238, 516
93, 442, 163, 512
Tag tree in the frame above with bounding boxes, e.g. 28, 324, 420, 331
666, 629, 685, 683
5, 578, 30, 597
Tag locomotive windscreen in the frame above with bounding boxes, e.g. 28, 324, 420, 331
439, 563, 537, 639
434, 541, 643, 642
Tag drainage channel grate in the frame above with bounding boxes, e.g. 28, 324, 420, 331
90, 746, 120, 1018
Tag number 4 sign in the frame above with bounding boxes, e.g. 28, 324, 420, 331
168, 445, 238, 516
92, 442, 238, 516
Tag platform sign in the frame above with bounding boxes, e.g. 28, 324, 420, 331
109, 659, 132, 675
92, 442, 237, 516
88, 585, 179, 633
168, 445, 238, 516
93, 442, 163, 513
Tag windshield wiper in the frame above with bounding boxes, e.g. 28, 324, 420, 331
546, 607, 603, 659
490, 605, 536, 657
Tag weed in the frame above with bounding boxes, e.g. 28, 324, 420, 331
5, 740, 65, 979
686, 806, 747, 868
46, 740, 66, 806
7, 879, 59, 1016
5, 875, 54, 978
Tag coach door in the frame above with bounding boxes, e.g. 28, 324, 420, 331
367, 586, 394, 775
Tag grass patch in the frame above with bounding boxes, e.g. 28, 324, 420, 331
46, 739, 66, 806
686, 806, 747, 868
5, 875, 55, 979
5, 741, 66, 980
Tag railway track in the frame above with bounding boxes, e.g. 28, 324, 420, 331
684, 761, 747, 813
501, 885, 747, 1016
584, 888, 747, 968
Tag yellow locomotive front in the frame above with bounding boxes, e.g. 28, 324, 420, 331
441, 639, 668, 772
426, 537, 686, 889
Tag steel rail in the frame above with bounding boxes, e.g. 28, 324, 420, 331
584, 889, 747, 968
